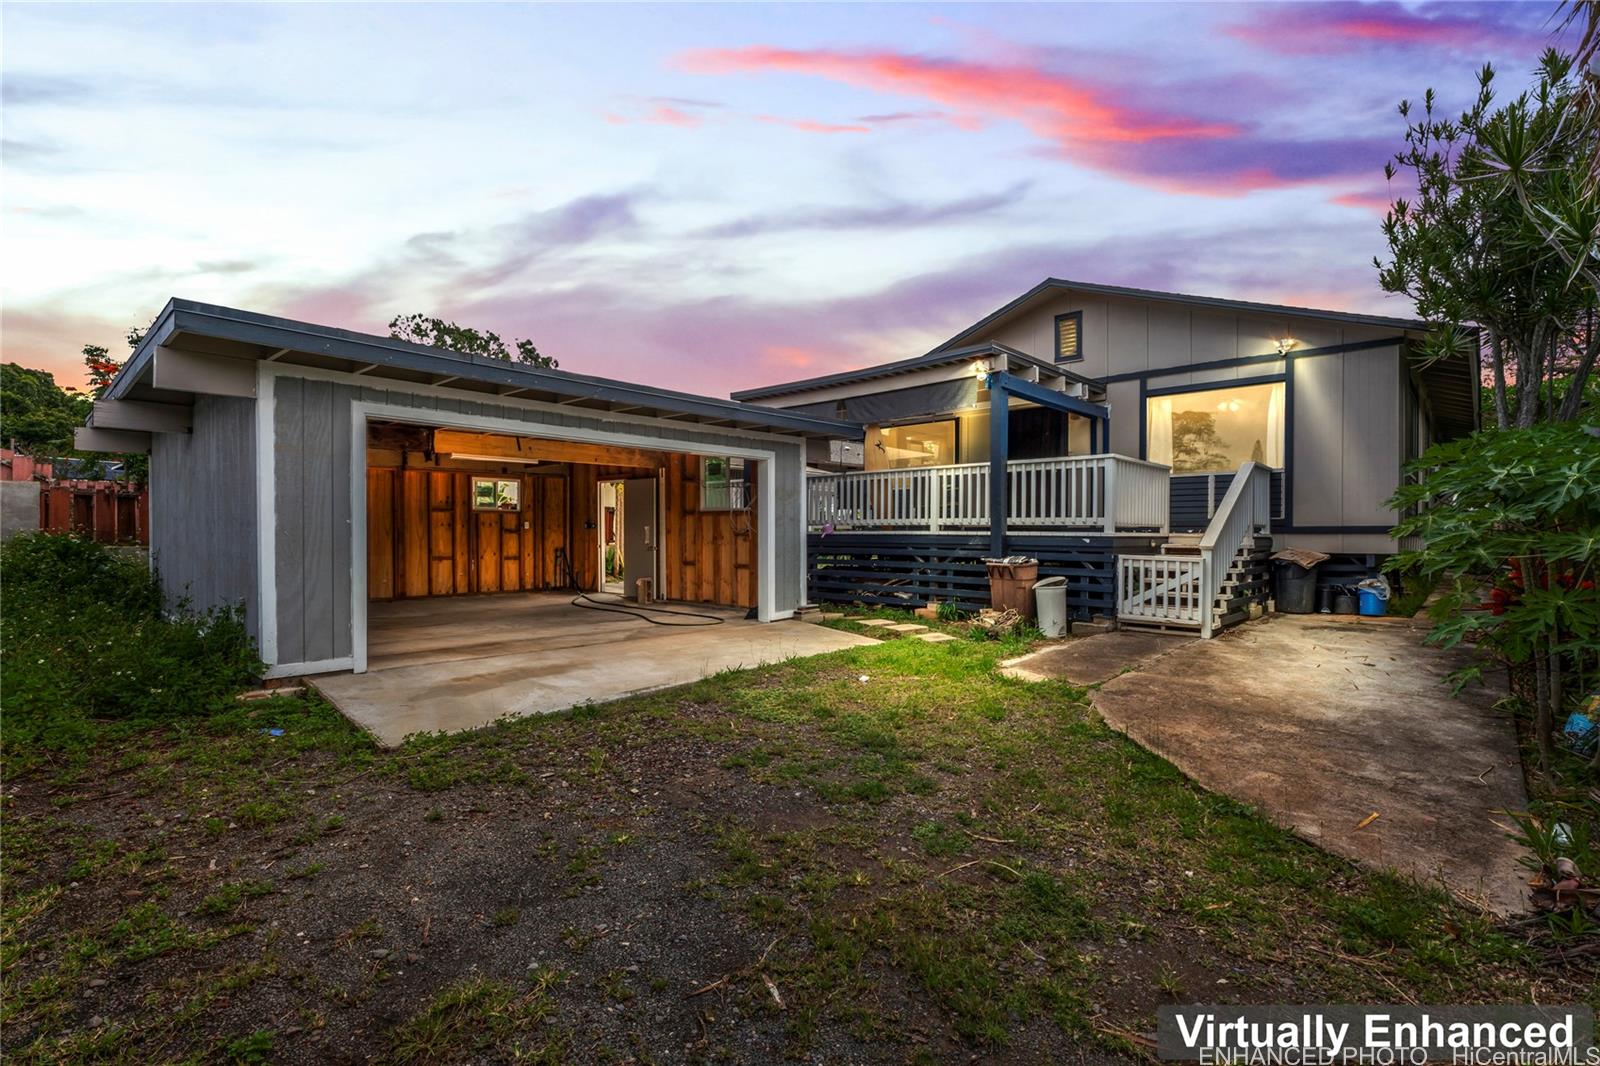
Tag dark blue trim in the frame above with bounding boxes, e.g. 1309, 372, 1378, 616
988, 381, 1008, 556
1279, 525, 1395, 534
1283, 351, 1297, 528
1143, 373, 1286, 398
1099, 336, 1406, 384
732, 339, 1100, 401
989, 371, 1109, 421
1138, 376, 1148, 460
1054, 310, 1084, 363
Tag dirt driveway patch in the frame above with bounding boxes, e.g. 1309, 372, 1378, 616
1083, 615, 1531, 915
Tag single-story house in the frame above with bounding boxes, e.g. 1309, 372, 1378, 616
733, 278, 1479, 634
79, 300, 858, 679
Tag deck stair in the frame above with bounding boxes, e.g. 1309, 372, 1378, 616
1158, 533, 1203, 556
1115, 462, 1274, 638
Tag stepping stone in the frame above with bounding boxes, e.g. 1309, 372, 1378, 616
886, 623, 930, 634
856, 618, 897, 628
805, 612, 845, 622
915, 632, 957, 643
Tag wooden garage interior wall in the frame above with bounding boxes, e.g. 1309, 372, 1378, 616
365, 428, 756, 608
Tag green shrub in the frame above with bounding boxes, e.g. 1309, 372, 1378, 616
1, 534, 263, 756
1388, 424, 1598, 759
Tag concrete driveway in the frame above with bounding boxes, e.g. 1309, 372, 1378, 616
312, 593, 877, 746
1006, 615, 1531, 915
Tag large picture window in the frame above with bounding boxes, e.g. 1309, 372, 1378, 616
1146, 381, 1285, 473
866, 420, 957, 469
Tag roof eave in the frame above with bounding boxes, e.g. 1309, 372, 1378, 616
109, 300, 861, 440
931, 278, 1433, 353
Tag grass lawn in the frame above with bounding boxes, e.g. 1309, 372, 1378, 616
2, 622, 1591, 1064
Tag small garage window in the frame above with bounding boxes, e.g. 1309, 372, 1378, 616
701, 457, 748, 511
471, 477, 521, 511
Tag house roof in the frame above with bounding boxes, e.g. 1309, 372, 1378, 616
106, 299, 861, 439
733, 279, 1436, 405
728, 341, 1100, 403
932, 277, 1433, 353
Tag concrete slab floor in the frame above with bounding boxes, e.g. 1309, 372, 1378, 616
1001, 630, 1194, 686
310, 593, 879, 747
1084, 615, 1531, 916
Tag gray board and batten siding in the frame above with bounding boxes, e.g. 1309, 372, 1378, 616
149, 395, 260, 639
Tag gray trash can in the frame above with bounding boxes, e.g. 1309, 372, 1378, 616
1273, 562, 1317, 613
1033, 576, 1068, 637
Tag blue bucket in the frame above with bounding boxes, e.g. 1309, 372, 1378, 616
1357, 587, 1388, 616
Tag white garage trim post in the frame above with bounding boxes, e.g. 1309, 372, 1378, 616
254, 363, 279, 668
346, 399, 784, 675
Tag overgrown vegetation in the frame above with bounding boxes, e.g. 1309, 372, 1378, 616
1390, 425, 1599, 937
1377, 22, 1599, 427
0, 534, 262, 773
1390, 425, 1599, 771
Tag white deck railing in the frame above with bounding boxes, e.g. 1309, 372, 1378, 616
807, 454, 1169, 534
1116, 461, 1273, 637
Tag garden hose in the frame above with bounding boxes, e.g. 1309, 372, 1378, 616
553, 548, 725, 627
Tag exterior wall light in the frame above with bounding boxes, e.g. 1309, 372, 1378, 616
1275, 337, 1298, 355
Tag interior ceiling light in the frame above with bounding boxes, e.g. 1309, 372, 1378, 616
441, 453, 543, 465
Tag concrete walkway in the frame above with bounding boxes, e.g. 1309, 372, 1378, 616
1001, 630, 1193, 685
1006, 616, 1531, 915
313, 594, 877, 746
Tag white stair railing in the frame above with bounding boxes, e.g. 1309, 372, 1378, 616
1116, 460, 1272, 636
1194, 460, 1273, 638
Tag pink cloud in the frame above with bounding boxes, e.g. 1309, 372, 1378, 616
1332, 188, 1397, 216
685, 46, 1239, 145
681, 44, 1389, 196
1223, 2, 1548, 56
760, 344, 823, 369
754, 114, 869, 135
645, 104, 702, 128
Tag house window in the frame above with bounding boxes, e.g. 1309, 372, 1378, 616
701, 456, 747, 511
1055, 311, 1083, 362
1145, 380, 1285, 473
471, 477, 521, 511
865, 420, 957, 470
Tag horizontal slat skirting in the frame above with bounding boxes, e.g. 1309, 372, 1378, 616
808, 533, 1147, 617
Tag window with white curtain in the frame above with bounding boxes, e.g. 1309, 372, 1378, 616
1145, 381, 1284, 473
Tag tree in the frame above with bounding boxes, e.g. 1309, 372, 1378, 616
1376, 39, 1599, 427
82, 327, 146, 399
388, 314, 555, 369
0, 364, 90, 456
1170, 411, 1229, 473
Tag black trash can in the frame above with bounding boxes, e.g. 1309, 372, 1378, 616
1274, 561, 1318, 614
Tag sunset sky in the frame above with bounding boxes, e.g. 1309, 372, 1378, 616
0, 2, 1567, 395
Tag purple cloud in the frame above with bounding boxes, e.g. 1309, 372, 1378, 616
1223, 2, 1552, 56
694, 182, 1030, 239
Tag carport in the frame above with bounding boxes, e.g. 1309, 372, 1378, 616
84, 300, 864, 721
